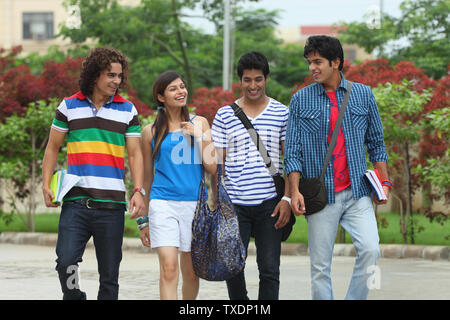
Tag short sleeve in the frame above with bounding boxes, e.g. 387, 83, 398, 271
51, 100, 69, 133
211, 109, 227, 149
125, 105, 141, 138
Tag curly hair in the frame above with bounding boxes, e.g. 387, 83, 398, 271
79, 47, 129, 97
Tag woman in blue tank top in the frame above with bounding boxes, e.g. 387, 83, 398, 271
139, 71, 216, 300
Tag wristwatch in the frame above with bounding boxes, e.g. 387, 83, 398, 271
134, 187, 145, 197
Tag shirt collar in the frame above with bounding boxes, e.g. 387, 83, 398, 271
317, 72, 349, 95
73, 91, 126, 104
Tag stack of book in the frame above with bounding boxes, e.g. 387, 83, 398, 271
364, 169, 387, 201
50, 169, 80, 203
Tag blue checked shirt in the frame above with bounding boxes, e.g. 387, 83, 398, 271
284, 74, 388, 203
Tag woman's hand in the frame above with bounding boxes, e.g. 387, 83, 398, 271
180, 120, 203, 139
140, 226, 151, 248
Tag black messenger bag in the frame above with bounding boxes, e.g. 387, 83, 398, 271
300, 81, 353, 215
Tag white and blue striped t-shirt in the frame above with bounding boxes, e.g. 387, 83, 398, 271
212, 98, 289, 206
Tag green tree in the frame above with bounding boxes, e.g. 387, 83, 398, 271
415, 107, 450, 197
60, 0, 195, 98
59, 0, 264, 102
373, 80, 432, 243
0, 99, 63, 231
339, 0, 450, 79
59, 0, 307, 106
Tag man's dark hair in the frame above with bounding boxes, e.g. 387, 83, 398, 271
237, 51, 270, 79
79, 47, 129, 97
303, 35, 344, 71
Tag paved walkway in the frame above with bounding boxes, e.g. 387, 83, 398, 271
0, 233, 449, 300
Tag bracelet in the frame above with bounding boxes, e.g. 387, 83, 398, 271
137, 222, 149, 230
281, 196, 291, 205
136, 216, 149, 225
381, 180, 393, 190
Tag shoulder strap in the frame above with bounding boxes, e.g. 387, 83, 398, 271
320, 81, 353, 179
230, 102, 278, 176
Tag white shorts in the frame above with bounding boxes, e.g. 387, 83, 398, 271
148, 199, 197, 252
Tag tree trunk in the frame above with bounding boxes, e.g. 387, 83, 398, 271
405, 141, 414, 244
28, 131, 37, 232
393, 193, 408, 244
171, 0, 193, 98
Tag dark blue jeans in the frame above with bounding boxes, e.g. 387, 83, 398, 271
226, 197, 282, 300
55, 201, 125, 300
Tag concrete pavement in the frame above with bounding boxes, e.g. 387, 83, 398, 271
0, 239, 449, 300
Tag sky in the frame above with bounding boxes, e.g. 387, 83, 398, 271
183, 0, 405, 33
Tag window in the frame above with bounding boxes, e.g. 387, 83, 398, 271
23, 12, 54, 40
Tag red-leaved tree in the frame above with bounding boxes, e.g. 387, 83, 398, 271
0, 46, 152, 121
188, 83, 241, 125
293, 59, 448, 219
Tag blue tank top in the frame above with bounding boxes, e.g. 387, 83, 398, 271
150, 130, 202, 201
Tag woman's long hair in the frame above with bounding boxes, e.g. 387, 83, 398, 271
151, 71, 190, 161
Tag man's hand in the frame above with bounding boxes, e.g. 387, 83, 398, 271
291, 190, 306, 216
42, 187, 60, 208
373, 186, 390, 205
129, 192, 145, 219
271, 199, 292, 229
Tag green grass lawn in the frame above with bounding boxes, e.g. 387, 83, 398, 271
286, 212, 450, 246
1, 212, 449, 246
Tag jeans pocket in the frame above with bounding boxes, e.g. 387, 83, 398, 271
59, 202, 77, 227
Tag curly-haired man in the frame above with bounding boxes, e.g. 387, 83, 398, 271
42, 47, 145, 300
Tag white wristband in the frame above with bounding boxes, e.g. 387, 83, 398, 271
281, 196, 291, 205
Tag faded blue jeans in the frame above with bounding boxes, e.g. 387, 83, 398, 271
305, 187, 380, 300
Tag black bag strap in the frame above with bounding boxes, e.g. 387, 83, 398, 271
320, 81, 353, 180
231, 81, 353, 180
230, 102, 278, 176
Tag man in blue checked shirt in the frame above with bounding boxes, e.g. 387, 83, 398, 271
284, 35, 392, 300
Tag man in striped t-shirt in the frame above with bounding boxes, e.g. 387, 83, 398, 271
42, 47, 145, 300
212, 52, 291, 300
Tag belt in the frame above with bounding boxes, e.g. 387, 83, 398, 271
67, 198, 126, 211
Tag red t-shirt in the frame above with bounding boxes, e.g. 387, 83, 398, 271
327, 91, 350, 192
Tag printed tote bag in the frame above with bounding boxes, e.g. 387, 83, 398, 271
191, 166, 246, 281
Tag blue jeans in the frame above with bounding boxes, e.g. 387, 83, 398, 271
306, 187, 380, 300
55, 201, 125, 300
226, 197, 282, 300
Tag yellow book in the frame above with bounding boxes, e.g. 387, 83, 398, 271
50, 170, 65, 203
50, 169, 80, 203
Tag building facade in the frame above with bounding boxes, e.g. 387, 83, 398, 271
275, 25, 372, 63
0, 0, 75, 54
0, 0, 140, 54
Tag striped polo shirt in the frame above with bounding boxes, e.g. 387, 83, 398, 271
212, 98, 289, 206
51, 91, 141, 204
